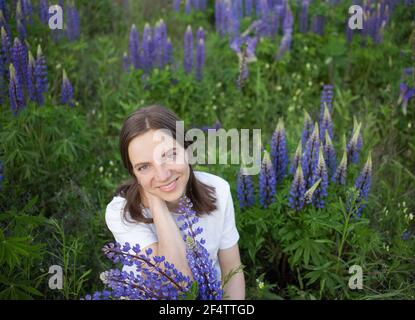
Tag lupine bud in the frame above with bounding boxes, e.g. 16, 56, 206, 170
259, 151, 277, 208
319, 104, 333, 143
347, 122, 362, 164
304, 178, 321, 205
323, 131, 337, 177
184, 25, 193, 74
289, 164, 306, 211
9, 63, 25, 114
129, 24, 140, 69
61, 69, 74, 106
301, 111, 314, 148
290, 140, 302, 175
270, 118, 288, 183
352, 153, 373, 217
35, 45, 47, 105
236, 167, 255, 209
311, 147, 329, 208
333, 145, 347, 185
302, 122, 320, 188
27, 51, 36, 102
195, 38, 205, 81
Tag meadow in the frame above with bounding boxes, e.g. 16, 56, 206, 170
0, 0, 414, 299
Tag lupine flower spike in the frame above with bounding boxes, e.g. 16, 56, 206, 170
61, 69, 74, 107
353, 153, 373, 217
184, 25, 193, 74
35, 45, 47, 105
323, 131, 337, 177
290, 140, 302, 175
270, 118, 288, 183
259, 151, 277, 208
347, 121, 362, 165
302, 122, 320, 188
27, 50, 36, 102
301, 110, 314, 148
333, 137, 347, 185
288, 164, 306, 211
319, 104, 333, 143
311, 146, 329, 208
9, 63, 25, 114
236, 166, 255, 209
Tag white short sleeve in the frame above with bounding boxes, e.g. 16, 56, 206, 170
219, 187, 240, 250
105, 196, 158, 251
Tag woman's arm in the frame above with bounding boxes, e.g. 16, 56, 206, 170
219, 244, 246, 300
145, 193, 194, 281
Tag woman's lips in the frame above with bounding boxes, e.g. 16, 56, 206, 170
159, 177, 179, 192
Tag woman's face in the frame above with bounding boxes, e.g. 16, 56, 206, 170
128, 129, 190, 204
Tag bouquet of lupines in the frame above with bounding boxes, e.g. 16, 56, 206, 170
84, 195, 223, 300
237, 85, 373, 218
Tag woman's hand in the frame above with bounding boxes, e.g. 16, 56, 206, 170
140, 187, 169, 215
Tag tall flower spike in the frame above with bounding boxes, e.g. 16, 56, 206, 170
319, 84, 334, 118
184, 25, 193, 74
352, 153, 373, 217
319, 104, 333, 143
347, 122, 362, 165
299, 0, 310, 33
290, 140, 302, 175
259, 151, 277, 208
35, 45, 47, 105
16, 1, 26, 40
11, 37, 27, 99
1, 27, 10, 78
301, 110, 314, 148
9, 63, 25, 114
323, 130, 337, 177
38, 0, 49, 25
129, 24, 140, 69
67, 4, 80, 41
302, 122, 320, 189
27, 50, 36, 102
236, 167, 255, 209
197, 26, 205, 42
288, 164, 306, 211
333, 142, 347, 185
142, 23, 153, 73
311, 146, 329, 208
195, 38, 205, 81
61, 69, 74, 107
270, 118, 288, 183
164, 37, 172, 66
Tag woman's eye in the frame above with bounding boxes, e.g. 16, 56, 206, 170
138, 165, 149, 172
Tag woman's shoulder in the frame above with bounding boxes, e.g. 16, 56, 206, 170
194, 170, 230, 195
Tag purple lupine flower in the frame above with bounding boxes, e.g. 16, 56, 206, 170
67, 4, 80, 41
333, 146, 347, 185
302, 122, 320, 189
153, 19, 167, 69
27, 51, 36, 102
184, 25, 193, 74
9, 64, 25, 114
288, 164, 306, 211
16, 1, 27, 40
35, 45, 47, 105
122, 52, 130, 71
346, 122, 362, 165
290, 140, 302, 175
228, 3, 240, 39
301, 110, 314, 148
61, 69, 74, 107
245, 0, 253, 16
195, 38, 205, 81
259, 152, 277, 208
164, 37, 173, 66
11, 37, 27, 100
270, 118, 288, 183
311, 147, 329, 208
215, 0, 223, 35
173, 0, 181, 11
185, 0, 191, 14
129, 24, 140, 69
311, 15, 325, 35
38, 0, 49, 25
276, 30, 292, 60
22, 0, 33, 24
0, 0, 7, 20
175, 196, 223, 299
233, 0, 243, 19
319, 105, 333, 143
299, 0, 309, 33
323, 131, 337, 177
196, 26, 205, 42
236, 167, 255, 209
0, 27, 10, 78
352, 153, 372, 217
142, 23, 153, 73
230, 35, 257, 88
319, 84, 334, 118
0, 9, 10, 39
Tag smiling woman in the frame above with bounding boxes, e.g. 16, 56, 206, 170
105, 105, 246, 299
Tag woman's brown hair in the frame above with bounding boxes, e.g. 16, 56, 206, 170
115, 105, 217, 224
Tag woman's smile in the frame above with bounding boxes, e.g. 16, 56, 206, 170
158, 176, 180, 192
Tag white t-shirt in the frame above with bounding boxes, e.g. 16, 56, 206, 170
105, 171, 240, 279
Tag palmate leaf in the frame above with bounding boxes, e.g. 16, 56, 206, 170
284, 238, 333, 267
0, 230, 43, 270
0, 274, 43, 299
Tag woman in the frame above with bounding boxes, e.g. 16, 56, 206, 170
105, 105, 245, 299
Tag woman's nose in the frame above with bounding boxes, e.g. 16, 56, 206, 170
154, 163, 171, 182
